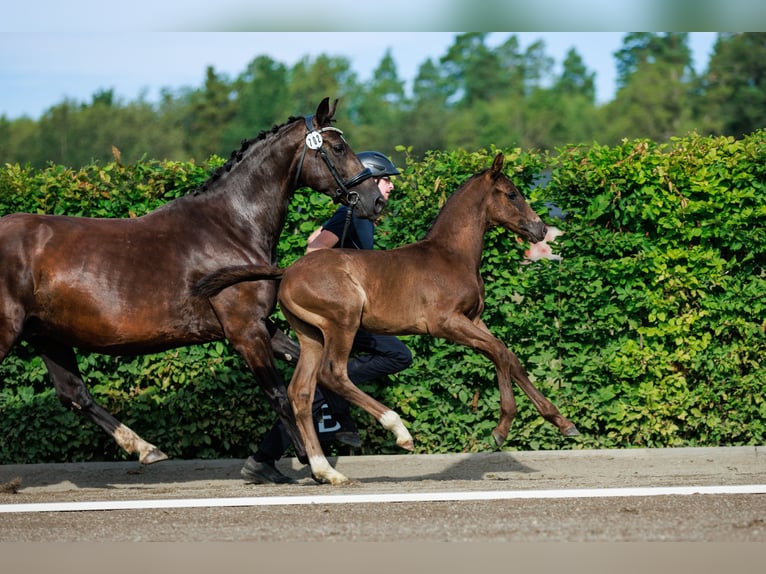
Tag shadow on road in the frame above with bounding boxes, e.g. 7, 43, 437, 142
1, 451, 540, 492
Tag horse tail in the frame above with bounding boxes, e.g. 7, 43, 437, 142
193, 264, 284, 298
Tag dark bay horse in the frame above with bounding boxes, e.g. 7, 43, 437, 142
0, 97, 384, 465
194, 153, 579, 484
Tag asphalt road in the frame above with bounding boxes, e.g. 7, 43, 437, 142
1, 446, 764, 544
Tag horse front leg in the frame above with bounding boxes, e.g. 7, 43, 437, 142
34, 338, 167, 464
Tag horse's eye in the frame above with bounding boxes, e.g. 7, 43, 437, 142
506, 191, 517, 201
332, 143, 344, 153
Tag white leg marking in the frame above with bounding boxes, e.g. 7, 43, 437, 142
309, 455, 348, 485
114, 424, 166, 464
379, 410, 414, 449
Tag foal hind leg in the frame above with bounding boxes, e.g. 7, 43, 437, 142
288, 333, 350, 485
33, 338, 168, 464
317, 330, 414, 451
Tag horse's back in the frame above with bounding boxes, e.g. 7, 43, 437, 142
0, 210, 222, 351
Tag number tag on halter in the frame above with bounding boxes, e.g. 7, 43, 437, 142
305, 131, 324, 150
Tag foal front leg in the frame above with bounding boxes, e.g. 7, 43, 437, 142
506, 349, 580, 437
440, 316, 578, 445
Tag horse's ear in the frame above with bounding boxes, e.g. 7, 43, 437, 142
315, 97, 338, 126
491, 153, 505, 178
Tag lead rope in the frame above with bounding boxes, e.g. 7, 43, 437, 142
339, 193, 359, 247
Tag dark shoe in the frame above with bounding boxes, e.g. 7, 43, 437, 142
240, 456, 296, 484
332, 431, 362, 448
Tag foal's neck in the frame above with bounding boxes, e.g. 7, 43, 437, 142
422, 179, 489, 266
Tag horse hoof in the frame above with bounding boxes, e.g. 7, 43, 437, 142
562, 425, 580, 437
398, 439, 415, 451
492, 429, 507, 447
140, 448, 169, 465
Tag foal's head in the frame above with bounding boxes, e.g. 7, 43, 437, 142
484, 153, 547, 243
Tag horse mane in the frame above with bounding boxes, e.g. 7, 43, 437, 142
192, 115, 303, 195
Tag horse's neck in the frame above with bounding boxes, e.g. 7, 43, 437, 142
175, 131, 297, 249
423, 183, 488, 268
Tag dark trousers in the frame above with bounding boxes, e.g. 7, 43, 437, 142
254, 330, 412, 462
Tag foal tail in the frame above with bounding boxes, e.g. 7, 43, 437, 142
193, 264, 284, 298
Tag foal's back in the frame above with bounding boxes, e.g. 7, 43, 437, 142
280, 238, 483, 337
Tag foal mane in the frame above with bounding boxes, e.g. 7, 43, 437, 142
422, 168, 490, 240
192, 115, 303, 196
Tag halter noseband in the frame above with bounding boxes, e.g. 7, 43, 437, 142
293, 115, 374, 206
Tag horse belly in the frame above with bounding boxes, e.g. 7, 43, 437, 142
29, 278, 223, 353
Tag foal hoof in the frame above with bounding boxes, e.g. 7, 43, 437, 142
398, 439, 415, 451
140, 448, 169, 465
492, 429, 507, 447
562, 425, 580, 437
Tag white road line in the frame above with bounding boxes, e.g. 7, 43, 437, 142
2, 484, 765, 514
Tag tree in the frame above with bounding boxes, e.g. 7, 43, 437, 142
614, 32, 693, 89
0, 115, 41, 166
555, 48, 596, 102
602, 33, 695, 142
181, 66, 237, 160
440, 32, 507, 106
405, 58, 451, 157
287, 55, 358, 117
520, 39, 555, 96
695, 33, 766, 137
347, 50, 408, 156
223, 55, 289, 152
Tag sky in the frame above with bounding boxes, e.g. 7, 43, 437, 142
1, 32, 720, 121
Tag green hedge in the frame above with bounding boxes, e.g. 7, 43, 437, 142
1, 132, 764, 463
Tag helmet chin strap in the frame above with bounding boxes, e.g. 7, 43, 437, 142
293, 115, 374, 204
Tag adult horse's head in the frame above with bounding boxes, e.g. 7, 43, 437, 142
295, 97, 385, 219
484, 153, 547, 243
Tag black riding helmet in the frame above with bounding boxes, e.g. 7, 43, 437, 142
357, 151, 400, 178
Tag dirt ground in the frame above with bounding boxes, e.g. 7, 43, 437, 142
1, 446, 764, 544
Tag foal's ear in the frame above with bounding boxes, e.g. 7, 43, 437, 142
315, 97, 338, 126
491, 153, 505, 178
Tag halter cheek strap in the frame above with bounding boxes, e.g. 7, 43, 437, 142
294, 115, 374, 205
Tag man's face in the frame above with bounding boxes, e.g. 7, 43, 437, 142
376, 176, 394, 201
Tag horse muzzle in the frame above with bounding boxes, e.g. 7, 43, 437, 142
346, 186, 385, 219
522, 220, 548, 244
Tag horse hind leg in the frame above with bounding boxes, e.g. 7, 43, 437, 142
33, 338, 168, 464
